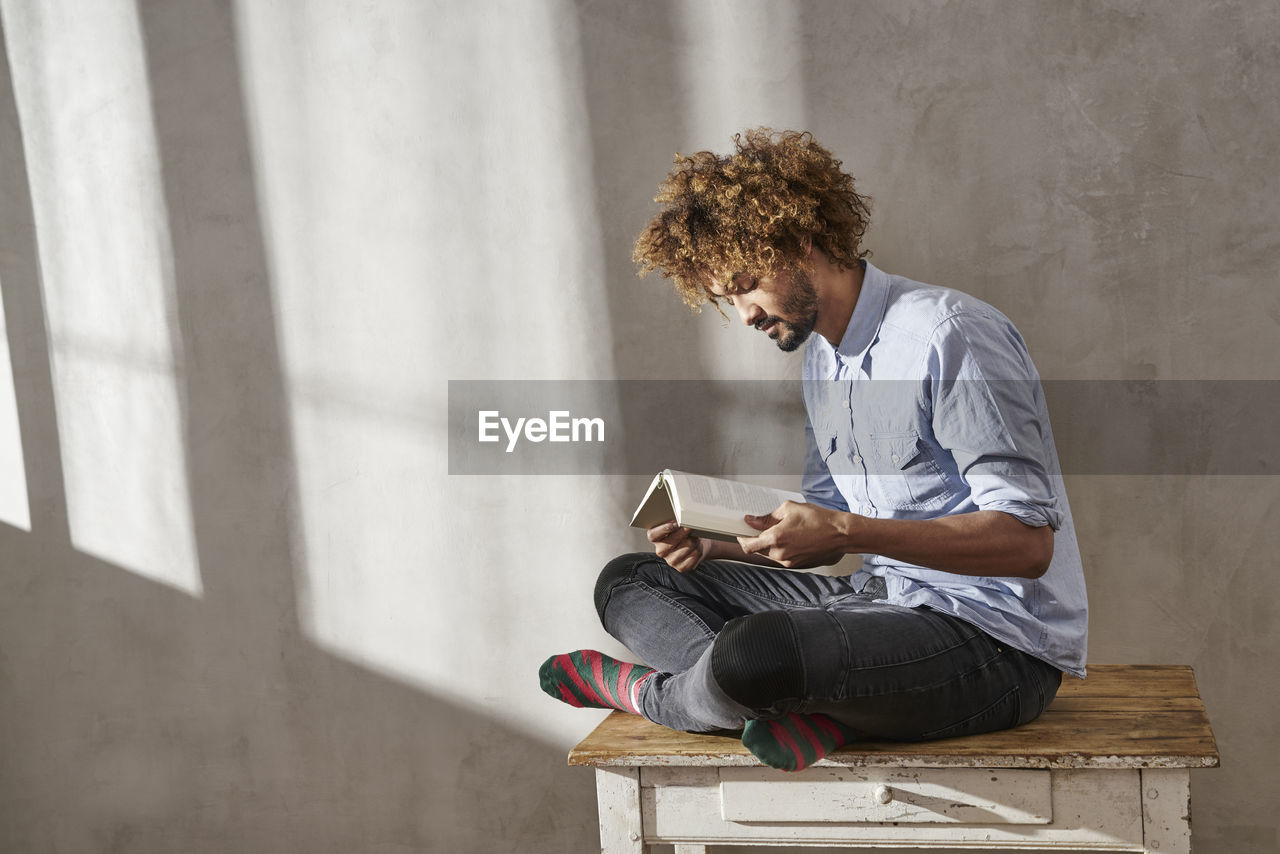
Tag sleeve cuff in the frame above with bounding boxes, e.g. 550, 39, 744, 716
980, 499, 1064, 532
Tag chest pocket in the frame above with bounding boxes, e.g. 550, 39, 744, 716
867, 431, 953, 510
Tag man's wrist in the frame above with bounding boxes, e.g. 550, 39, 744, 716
703, 538, 731, 561
837, 509, 865, 555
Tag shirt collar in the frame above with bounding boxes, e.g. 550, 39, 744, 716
805, 260, 889, 380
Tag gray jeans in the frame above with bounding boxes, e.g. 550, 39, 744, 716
594, 553, 1062, 737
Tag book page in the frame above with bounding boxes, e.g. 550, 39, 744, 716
665, 471, 803, 524
629, 470, 806, 541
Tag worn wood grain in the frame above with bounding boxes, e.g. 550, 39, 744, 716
1043, 695, 1202, 711
1057, 665, 1201, 698
568, 664, 1219, 770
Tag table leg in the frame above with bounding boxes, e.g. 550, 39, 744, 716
1141, 768, 1191, 854
595, 767, 643, 853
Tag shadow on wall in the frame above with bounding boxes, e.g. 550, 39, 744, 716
0, 3, 594, 851
0, 530, 593, 853
575, 0, 736, 480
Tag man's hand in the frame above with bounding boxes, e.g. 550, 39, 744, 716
736, 501, 850, 569
647, 520, 715, 573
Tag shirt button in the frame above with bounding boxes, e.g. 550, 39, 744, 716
843, 398, 852, 410
852, 455, 863, 465
861, 505, 873, 515
890, 453, 900, 463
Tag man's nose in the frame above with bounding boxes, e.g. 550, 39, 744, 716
735, 298, 764, 327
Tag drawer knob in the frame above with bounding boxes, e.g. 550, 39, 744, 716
874, 785, 894, 805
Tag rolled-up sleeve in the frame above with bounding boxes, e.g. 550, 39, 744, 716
927, 311, 1064, 530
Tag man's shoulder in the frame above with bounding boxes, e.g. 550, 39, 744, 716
878, 268, 1014, 343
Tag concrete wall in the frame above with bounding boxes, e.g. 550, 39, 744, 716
0, 1, 1275, 851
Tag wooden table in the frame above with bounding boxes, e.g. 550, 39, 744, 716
568, 665, 1218, 853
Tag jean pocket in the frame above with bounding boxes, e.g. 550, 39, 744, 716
920, 686, 1021, 740
1016, 663, 1062, 726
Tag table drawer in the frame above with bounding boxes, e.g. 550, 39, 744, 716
641, 768, 1145, 849
719, 767, 1051, 824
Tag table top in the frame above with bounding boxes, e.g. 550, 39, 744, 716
567, 664, 1220, 770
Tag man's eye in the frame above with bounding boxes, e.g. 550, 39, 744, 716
720, 275, 757, 306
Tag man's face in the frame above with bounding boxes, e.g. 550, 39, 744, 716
710, 267, 820, 352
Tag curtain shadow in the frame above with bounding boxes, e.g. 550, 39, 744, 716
0, 4, 600, 851
0, 26, 69, 541
575, 1, 823, 485
134, 0, 301, 638
574, 0, 733, 484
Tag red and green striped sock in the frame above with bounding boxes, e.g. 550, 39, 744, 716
741, 712, 857, 772
539, 650, 655, 716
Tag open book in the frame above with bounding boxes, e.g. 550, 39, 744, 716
629, 469, 805, 543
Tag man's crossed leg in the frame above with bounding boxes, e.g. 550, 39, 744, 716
541, 553, 1061, 771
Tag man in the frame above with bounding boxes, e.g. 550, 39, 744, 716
539, 129, 1087, 772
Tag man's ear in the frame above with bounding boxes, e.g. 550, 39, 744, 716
800, 234, 813, 255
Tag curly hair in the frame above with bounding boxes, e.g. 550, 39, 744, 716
633, 128, 872, 311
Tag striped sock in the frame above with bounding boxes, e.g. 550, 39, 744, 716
539, 650, 655, 716
741, 712, 857, 772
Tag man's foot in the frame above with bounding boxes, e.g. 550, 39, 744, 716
741, 712, 857, 771
539, 650, 655, 715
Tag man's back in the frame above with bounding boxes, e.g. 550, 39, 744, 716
802, 261, 1087, 676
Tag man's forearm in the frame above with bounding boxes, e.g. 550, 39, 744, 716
840, 509, 1053, 579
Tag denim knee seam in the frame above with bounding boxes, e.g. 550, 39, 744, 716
789, 612, 807, 700
818, 608, 852, 700
711, 611, 807, 712
603, 578, 717, 642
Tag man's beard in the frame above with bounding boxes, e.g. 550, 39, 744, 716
757, 269, 819, 352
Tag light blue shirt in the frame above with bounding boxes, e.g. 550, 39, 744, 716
802, 262, 1088, 676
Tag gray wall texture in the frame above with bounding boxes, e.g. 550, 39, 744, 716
0, 1, 1276, 852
